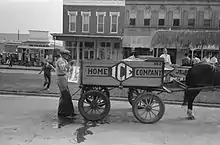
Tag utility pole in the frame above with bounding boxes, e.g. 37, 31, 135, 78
18, 29, 20, 40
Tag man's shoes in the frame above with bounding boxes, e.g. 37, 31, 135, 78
58, 113, 78, 119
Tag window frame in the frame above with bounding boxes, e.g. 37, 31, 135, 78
96, 12, 106, 33
129, 10, 137, 26
68, 11, 78, 32
203, 10, 212, 27
188, 10, 196, 27
144, 8, 151, 26
158, 9, 166, 26
110, 12, 120, 34
81, 11, 91, 33
173, 9, 181, 26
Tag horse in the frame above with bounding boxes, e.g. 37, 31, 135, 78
182, 62, 220, 120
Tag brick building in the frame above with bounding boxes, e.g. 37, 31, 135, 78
123, 0, 220, 64
51, 0, 125, 65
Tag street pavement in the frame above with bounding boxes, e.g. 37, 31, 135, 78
1, 94, 220, 145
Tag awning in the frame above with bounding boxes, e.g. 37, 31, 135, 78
122, 36, 153, 48
51, 33, 122, 41
151, 30, 220, 49
18, 45, 54, 50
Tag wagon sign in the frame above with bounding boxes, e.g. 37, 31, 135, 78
81, 58, 164, 87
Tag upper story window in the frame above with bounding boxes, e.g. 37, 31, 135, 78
110, 12, 120, 33
68, 11, 78, 32
129, 9, 137, 26
188, 10, 196, 27
96, 12, 106, 33
144, 7, 151, 26
173, 9, 180, 26
81, 11, 91, 33
158, 9, 165, 26
204, 10, 212, 27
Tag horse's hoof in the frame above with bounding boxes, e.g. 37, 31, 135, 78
187, 116, 195, 120
181, 102, 187, 106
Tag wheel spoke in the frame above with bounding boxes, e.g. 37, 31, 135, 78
151, 108, 159, 112
85, 106, 92, 113
150, 110, 157, 117
148, 111, 152, 119
152, 104, 160, 108
144, 111, 148, 119
138, 108, 146, 116
83, 100, 91, 105
96, 108, 102, 114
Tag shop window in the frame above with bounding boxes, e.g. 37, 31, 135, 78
106, 42, 111, 47
114, 43, 120, 49
84, 51, 89, 59
85, 42, 94, 48
90, 51, 94, 59
101, 42, 106, 47
80, 42, 83, 47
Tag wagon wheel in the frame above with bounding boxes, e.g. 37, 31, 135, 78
128, 88, 148, 106
132, 93, 165, 124
78, 90, 111, 121
81, 86, 110, 104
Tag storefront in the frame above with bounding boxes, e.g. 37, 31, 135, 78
150, 30, 220, 64
51, 34, 122, 66
17, 45, 54, 66
122, 35, 155, 59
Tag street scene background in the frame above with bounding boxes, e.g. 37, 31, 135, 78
1, 0, 220, 145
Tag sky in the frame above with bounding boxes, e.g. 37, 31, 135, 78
0, 0, 63, 34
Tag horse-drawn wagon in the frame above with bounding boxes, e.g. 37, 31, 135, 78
76, 57, 193, 124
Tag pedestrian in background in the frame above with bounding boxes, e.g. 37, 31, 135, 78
182, 52, 191, 66
202, 53, 211, 63
210, 53, 218, 65
55, 53, 76, 119
39, 60, 55, 90
160, 48, 172, 65
9, 53, 13, 67
192, 53, 200, 65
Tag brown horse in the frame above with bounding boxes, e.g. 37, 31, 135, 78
182, 62, 220, 119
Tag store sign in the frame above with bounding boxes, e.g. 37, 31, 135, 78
85, 61, 163, 82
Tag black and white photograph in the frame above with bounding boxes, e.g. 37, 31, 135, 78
1, 0, 220, 144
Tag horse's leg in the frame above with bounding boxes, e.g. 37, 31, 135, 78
187, 89, 201, 120
182, 90, 188, 106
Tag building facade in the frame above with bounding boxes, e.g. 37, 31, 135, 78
52, 0, 125, 65
123, 0, 220, 64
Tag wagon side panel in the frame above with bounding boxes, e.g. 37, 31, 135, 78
122, 59, 164, 87
81, 60, 120, 87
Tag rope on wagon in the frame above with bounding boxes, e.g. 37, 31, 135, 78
71, 88, 81, 97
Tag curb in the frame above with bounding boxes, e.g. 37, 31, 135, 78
1, 90, 220, 108
0, 67, 40, 71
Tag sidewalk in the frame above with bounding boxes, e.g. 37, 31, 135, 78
0, 64, 41, 71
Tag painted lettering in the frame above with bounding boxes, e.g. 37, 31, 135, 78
87, 67, 109, 76
135, 68, 162, 77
